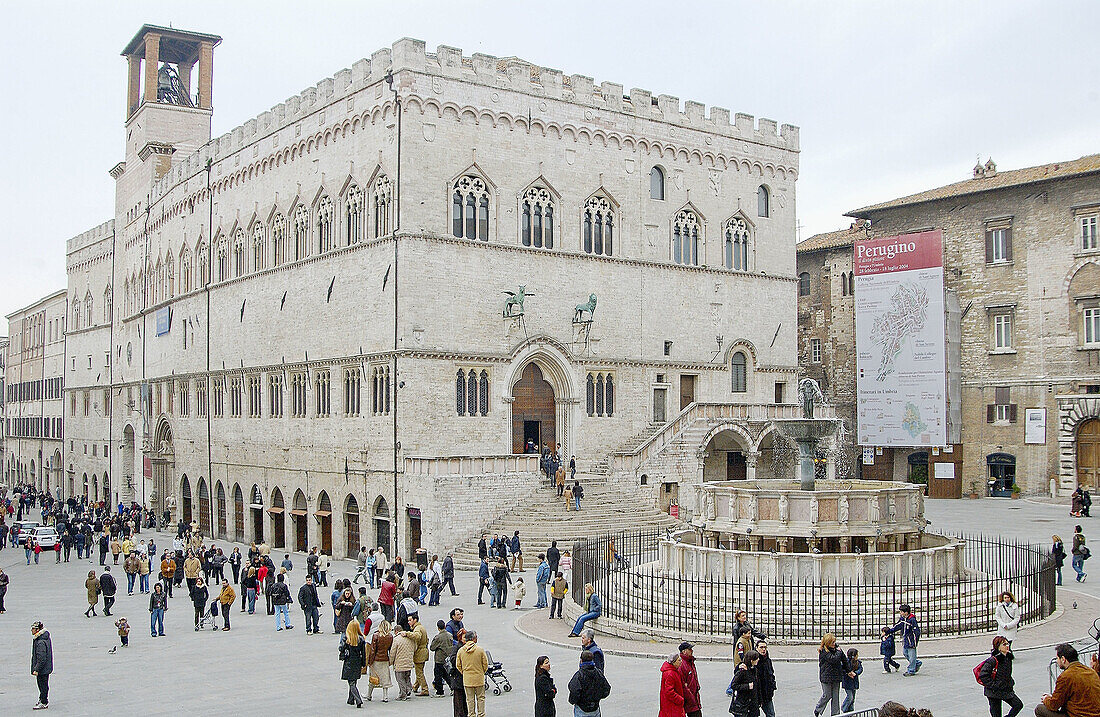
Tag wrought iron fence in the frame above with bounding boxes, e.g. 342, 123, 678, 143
571, 529, 1056, 643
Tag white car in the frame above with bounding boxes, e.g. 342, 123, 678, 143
30, 526, 59, 549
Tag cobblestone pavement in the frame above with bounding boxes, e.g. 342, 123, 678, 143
0, 496, 1095, 715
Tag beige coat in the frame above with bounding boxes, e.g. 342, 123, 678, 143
410, 622, 430, 664
390, 632, 416, 671
456, 642, 489, 687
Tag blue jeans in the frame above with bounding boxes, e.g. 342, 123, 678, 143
761, 699, 775, 717
304, 606, 319, 633
275, 603, 292, 629
127, 573, 137, 593
574, 707, 600, 717
150, 608, 165, 636
572, 611, 599, 635
903, 646, 921, 674
419, 584, 428, 604
246, 588, 257, 613
574, 496, 580, 511
25, 548, 31, 564
1073, 554, 1085, 580
140, 574, 149, 592
489, 583, 500, 608
536, 582, 548, 608
367, 569, 376, 589
842, 688, 857, 712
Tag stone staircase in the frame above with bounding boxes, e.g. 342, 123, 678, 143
449, 476, 682, 570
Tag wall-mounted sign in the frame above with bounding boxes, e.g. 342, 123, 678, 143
934, 462, 955, 480
862, 447, 874, 465
1024, 408, 1047, 444
407, 507, 422, 519
155, 307, 171, 336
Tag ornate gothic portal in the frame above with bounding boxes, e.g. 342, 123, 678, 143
512, 364, 556, 454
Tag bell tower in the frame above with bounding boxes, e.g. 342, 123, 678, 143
113, 25, 222, 215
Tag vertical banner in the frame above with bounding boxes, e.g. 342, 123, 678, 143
855, 230, 947, 447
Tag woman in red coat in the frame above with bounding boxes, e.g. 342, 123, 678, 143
659, 652, 687, 717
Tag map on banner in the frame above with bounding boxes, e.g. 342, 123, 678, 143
855, 230, 946, 447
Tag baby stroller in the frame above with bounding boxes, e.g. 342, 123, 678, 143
198, 600, 219, 630
483, 650, 511, 695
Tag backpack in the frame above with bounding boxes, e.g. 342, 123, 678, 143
974, 656, 997, 685
1083, 546, 1092, 561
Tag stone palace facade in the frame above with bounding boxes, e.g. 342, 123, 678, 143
49, 25, 805, 558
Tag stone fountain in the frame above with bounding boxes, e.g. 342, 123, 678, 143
774, 378, 838, 491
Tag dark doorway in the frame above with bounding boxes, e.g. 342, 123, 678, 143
726, 452, 747, 481
251, 508, 264, 543
512, 363, 556, 454
293, 514, 308, 552
408, 511, 422, 562
523, 421, 541, 451
988, 453, 1016, 497
680, 375, 696, 411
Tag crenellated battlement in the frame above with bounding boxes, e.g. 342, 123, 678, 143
147, 37, 798, 205
65, 219, 115, 255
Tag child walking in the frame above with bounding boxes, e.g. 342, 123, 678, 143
115, 617, 131, 647
549, 572, 567, 619
513, 577, 526, 608
880, 626, 900, 673
842, 648, 863, 712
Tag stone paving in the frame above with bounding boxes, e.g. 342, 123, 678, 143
0, 496, 1096, 715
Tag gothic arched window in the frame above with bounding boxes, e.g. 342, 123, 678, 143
583, 194, 615, 257
650, 167, 665, 200
452, 175, 490, 241
723, 216, 751, 271
216, 236, 229, 282
233, 229, 246, 277
103, 286, 112, 322
316, 195, 334, 253
672, 209, 701, 266
373, 175, 391, 239
479, 371, 489, 415
293, 205, 310, 261
180, 246, 193, 293
521, 185, 554, 249
252, 223, 267, 271
758, 185, 770, 218
455, 370, 466, 416
798, 272, 811, 296
345, 184, 364, 245
271, 213, 288, 267
586, 372, 615, 417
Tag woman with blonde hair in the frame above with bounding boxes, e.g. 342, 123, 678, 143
814, 632, 850, 716
367, 619, 394, 702
341, 620, 367, 707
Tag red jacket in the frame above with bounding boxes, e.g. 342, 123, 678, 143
677, 653, 702, 713
378, 580, 397, 606
659, 661, 687, 717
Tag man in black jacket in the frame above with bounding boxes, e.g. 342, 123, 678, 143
297, 575, 322, 634
547, 541, 561, 576
99, 567, 118, 616
756, 641, 778, 717
568, 650, 611, 716
271, 573, 294, 631
31, 620, 53, 710
442, 553, 458, 596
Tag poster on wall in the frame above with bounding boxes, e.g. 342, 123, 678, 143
1024, 408, 1047, 444
862, 447, 875, 465
854, 230, 947, 447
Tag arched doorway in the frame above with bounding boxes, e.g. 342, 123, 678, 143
373, 497, 390, 551
291, 490, 308, 552
152, 419, 175, 517
121, 425, 136, 506
197, 478, 211, 535
511, 363, 556, 454
270, 488, 286, 549
232, 484, 245, 542
92, 473, 99, 502
215, 482, 227, 540
988, 453, 1017, 497
1079, 419, 1100, 489
250, 485, 264, 543
180, 476, 193, 524
316, 491, 333, 555
701, 427, 753, 482
52, 450, 62, 497
345, 495, 361, 558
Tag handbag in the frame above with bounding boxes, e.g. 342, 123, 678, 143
369, 673, 380, 686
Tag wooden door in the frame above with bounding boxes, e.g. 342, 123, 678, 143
320, 516, 332, 555
1079, 419, 1100, 489
272, 513, 286, 549
680, 375, 696, 411
512, 364, 556, 453
653, 388, 667, 423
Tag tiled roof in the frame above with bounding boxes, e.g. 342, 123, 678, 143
796, 224, 865, 253
847, 154, 1100, 217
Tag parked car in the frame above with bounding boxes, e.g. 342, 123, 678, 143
12, 520, 41, 546
30, 526, 59, 549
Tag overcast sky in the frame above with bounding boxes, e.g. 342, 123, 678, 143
1, 0, 1096, 320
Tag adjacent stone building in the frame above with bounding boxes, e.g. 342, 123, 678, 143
4, 291, 67, 491
58, 25, 805, 557
830, 155, 1100, 496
